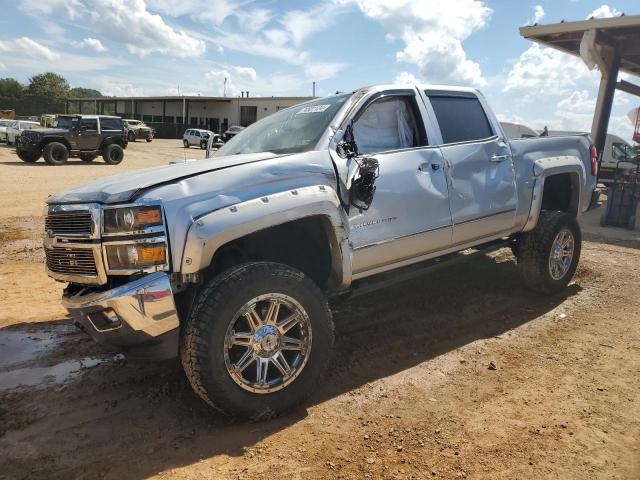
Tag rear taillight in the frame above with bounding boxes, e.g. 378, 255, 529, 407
590, 144, 598, 176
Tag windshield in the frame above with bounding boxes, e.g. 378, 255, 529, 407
54, 116, 78, 130
217, 94, 351, 156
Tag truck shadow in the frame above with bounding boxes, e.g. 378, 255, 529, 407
0, 250, 584, 479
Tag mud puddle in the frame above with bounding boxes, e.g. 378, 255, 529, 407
0, 326, 73, 366
0, 354, 124, 391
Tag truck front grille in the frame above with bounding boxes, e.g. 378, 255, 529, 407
45, 211, 93, 236
45, 247, 97, 276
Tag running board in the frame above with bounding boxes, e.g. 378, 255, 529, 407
333, 239, 511, 300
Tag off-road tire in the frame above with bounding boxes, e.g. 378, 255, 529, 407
17, 149, 40, 163
80, 153, 97, 162
183, 139, 189, 148
102, 144, 124, 165
517, 211, 581, 294
181, 262, 334, 420
43, 142, 69, 165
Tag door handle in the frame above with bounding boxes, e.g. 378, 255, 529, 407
490, 154, 511, 162
418, 162, 441, 172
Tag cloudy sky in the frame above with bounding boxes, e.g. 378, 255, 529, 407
1, 0, 638, 140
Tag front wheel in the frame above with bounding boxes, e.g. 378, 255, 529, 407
183, 139, 189, 148
128, 131, 136, 142
146, 137, 153, 142
181, 262, 334, 420
43, 142, 69, 165
17, 149, 41, 163
517, 211, 581, 294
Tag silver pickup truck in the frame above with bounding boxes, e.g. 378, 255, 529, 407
45, 84, 598, 419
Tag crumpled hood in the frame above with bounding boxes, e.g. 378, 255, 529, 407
46, 152, 282, 205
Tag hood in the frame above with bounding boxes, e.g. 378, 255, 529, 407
25, 128, 69, 136
47, 152, 283, 205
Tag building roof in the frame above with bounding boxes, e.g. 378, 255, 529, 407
520, 14, 640, 76
68, 95, 314, 102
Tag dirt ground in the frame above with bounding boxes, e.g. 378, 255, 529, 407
0, 140, 639, 479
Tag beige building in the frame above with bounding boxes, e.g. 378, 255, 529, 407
66, 95, 313, 138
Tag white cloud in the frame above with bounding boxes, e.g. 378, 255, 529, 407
280, 3, 345, 47
87, 0, 205, 57
19, 0, 205, 58
527, 5, 545, 25
0, 63, 6, 71
78, 38, 107, 52
147, 0, 238, 25
304, 62, 346, 81
350, 0, 492, 87
205, 65, 312, 97
205, 69, 238, 96
503, 43, 597, 99
557, 90, 594, 113
394, 71, 419, 84
587, 5, 621, 19
19, 0, 85, 20
0, 37, 60, 61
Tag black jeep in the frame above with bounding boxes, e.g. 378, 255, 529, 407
16, 115, 128, 165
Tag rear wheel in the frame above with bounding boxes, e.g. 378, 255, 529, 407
146, 137, 152, 142
517, 211, 581, 294
102, 144, 124, 165
181, 262, 334, 420
17, 149, 41, 163
128, 131, 136, 142
43, 142, 69, 165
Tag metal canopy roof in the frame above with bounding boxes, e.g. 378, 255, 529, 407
520, 15, 640, 77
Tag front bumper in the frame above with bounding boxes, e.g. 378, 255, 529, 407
63, 272, 180, 359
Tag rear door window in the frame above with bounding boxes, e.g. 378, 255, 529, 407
428, 95, 494, 144
80, 118, 98, 132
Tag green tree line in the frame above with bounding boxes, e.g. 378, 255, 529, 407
0, 72, 103, 100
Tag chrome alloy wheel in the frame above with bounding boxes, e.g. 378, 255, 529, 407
223, 293, 312, 394
548, 228, 575, 280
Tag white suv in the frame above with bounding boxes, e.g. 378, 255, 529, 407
183, 128, 221, 149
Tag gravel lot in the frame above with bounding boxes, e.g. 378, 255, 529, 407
0, 139, 639, 479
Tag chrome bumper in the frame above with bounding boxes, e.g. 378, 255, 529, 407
63, 272, 180, 357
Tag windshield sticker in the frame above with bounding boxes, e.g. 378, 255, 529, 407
297, 104, 331, 114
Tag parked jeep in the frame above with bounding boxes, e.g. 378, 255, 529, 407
45, 85, 598, 419
123, 119, 154, 142
16, 115, 127, 165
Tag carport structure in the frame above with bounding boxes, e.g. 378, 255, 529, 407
520, 14, 640, 162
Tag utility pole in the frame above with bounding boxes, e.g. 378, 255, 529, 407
223, 77, 227, 97
312, 81, 316, 97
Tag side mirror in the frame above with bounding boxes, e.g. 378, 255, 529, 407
336, 121, 358, 159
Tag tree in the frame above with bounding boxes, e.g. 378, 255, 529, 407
0, 78, 25, 98
69, 87, 103, 98
27, 72, 70, 99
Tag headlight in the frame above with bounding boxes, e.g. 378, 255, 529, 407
103, 206, 162, 234
105, 242, 167, 270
